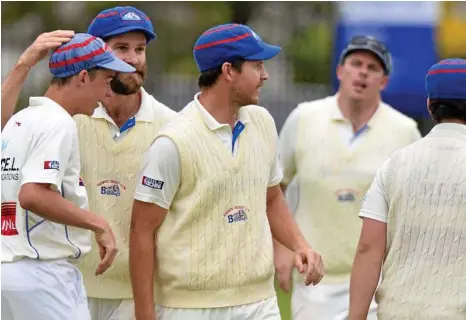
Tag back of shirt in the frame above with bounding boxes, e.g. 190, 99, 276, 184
1, 97, 91, 262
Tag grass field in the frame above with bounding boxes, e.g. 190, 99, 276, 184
275, 280, 292, 320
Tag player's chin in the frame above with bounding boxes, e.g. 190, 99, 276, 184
111, 75, 144, 95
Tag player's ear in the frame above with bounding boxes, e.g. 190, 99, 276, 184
426, 98, 432, 117
336, 64, 344, 82
76, 69, 90, 87
379, 75, 389, 91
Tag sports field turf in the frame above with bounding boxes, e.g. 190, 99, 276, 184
275, 280, 292, 320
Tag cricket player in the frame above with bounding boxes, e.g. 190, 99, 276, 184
274, 35, 422, 320
1, 7, 177, 320
349, 58, 466, 319
130, 23, 324, 320
1, 33, 135, 320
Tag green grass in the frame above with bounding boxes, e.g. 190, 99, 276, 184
275, 280, 292, 320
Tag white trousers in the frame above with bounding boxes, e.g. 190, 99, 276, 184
156, 297, 281, 320
292, 282, 378, 320
88, 297, 135, 320
1, 258, 90, 320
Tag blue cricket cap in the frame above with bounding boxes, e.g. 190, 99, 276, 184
88, 6, 156, 43
426, 58, 466, 100
193, 23, 281, 72
49, 33, 135, 78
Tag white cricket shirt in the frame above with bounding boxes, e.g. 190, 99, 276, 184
1, 97, 91, 262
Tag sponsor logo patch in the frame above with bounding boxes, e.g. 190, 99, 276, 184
44, 160, 60, 170
141, 176, 164, 190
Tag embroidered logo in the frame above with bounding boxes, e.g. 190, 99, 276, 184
224, 206, 249, 224
97, 180, 127, 197
335, 188, 358, 202
122, 12, 141, 21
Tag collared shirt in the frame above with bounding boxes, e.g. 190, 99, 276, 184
91, 87, 155, 141
133, 93, 283, 209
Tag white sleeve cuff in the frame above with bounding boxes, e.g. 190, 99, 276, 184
359, 209, 388, 223
134, 193, 171, 210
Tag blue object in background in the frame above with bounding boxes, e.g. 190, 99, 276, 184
332, 1, 440, 118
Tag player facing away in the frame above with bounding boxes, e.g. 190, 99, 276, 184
274, 35, 422, 320
1, 34, 135, 320
129, 23, 324, 320
0, 7, 178, 320
349, 58, 466, 319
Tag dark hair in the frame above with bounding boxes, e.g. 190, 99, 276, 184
198, 59, 245, 89
428, 99, 466, 123
50, 66, 103, 87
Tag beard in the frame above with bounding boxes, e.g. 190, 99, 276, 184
231, 87, 259, 107
110, 63, 147, 95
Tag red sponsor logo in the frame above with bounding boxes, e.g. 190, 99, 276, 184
1, 202, 18, 236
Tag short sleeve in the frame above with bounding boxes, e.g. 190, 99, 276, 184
134, 137, 181, 209
21, 120, 74, 190
359, 158, 393, 223
278, 107, 300, 186
268, 123, 284, 187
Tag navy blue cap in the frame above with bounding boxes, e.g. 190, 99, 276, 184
193, 23, 281, 72
339, 35, 392, 75
426, 58, 466, 100
88, 6, 156, 43
49, 33, 136, 78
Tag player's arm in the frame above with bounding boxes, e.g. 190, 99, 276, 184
130, 137, 180, 320
349, 160, 391, 320
18, 119, 116, 274
273, 107, 300, 291
1, 30, 74, 130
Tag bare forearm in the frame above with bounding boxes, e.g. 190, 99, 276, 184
349, 251, 383, 320
130, 230, 156, 319
19, 184, 104, 233
267, 190, 307, 252
1, 62, 30, 130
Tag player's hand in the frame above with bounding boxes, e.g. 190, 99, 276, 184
293, 246, 324, 286
17, 30, 75, 69
274, 244, 295, 292
94, 220, 118, 275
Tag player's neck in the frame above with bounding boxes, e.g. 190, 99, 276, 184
337, 92, 380, 133
44, 87, 78, 116
102, 91, 141, 128
198, 89, 238, 129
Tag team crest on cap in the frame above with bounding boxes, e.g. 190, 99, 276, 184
122, 12, 141, 21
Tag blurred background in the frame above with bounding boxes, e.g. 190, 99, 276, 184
2, 1, 466, 318
2, 1, 466, 135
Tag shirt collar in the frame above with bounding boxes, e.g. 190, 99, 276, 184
429, 122, 466, 137
91, 87, 154, 123
29, 96, 71, 117
193, 92, 251, 131
329, 94, 383, 128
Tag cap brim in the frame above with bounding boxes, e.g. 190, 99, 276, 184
97, 58, 136, 73
245, 42, 282, 61
102, 26, 156, 43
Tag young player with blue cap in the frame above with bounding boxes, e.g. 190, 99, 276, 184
0, 7, 177, 319
1, 33, 134, 320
